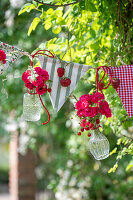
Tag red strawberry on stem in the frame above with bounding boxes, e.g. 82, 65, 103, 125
112, 78, 120, 89
60, 77, 71, 87
57, 67, 65, 77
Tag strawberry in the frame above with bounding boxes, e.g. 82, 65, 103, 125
57, 68, 65, 77
112, 78, 120, 89
60, 77, 71, 87
87, 133, 91, 137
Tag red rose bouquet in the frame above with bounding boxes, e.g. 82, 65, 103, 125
75, 92, 112, 136
22, 67, 51, 95
0, 49, 6, 64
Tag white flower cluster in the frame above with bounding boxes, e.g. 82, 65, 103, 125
55, 161, 91, 200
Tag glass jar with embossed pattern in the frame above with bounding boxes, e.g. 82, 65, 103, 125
89, 130, 110, 160
23, 93, 41, 121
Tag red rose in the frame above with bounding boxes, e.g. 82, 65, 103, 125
25, 82, 35, 90
80, 119, 87, 128
75, 99, 89, 110
77, 109, 84, 117
34, 75, 44, 86
75, 100, 82, 110
99, 100, 112, 118
79, 94, 91, 101
36, 83, 47, 95
81, 99, 89, 109
2, 60, 6, 64
0, 50, 6, 63
22, 71, 30, 83
35, 67, 43, 75
91, 92, 104, 103
83, 107, 98, 117
35, 67, 49, 81
42, 69, 49, 81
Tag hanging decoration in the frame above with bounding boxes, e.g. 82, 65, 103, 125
0, 41, 27, 74
75, 92, 111, 160
22, 50, 54, 125
75, 92, 112, 136
0, 40, 133, 160
22, 66, 52, 122
74, 66, 113, 160
39, 56, 91, 112
104, 65, 133, 118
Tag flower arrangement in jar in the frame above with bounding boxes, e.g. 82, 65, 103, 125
75, 92, 112, 137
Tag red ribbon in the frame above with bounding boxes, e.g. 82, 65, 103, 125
30, 49, 54, 67
96, 66, 113, 92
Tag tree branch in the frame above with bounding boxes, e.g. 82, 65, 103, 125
33, 0, 81, 7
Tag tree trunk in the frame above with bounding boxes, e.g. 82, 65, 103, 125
9, 132, 36, 200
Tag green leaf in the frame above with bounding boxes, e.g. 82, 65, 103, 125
108, 162, 118, 173
45, 21, 52, 30
86, 2, 97, 12
90, 28, 96, 38
18, 3, 35, 15
28, 17, 41, 36
55, 37, 66, 44
110, 147, 117, 155
52, 26, 61, 34
126, 160, 133, 171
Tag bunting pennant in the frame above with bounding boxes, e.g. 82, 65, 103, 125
104, 65, 133, 118
0, 41, 27, 74
39, 56, 91, 112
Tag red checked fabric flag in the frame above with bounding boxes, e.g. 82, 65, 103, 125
39, 56, 91, 112
104, 65, 133, 118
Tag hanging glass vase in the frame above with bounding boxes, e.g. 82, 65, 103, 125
89, 130, 110, 160
23, 92, 41, 121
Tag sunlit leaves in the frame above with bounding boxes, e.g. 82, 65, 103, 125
52, 25, 62, 34
108, 162, 118, 173
18, 3, 36, 15
126, 159, 133, 171
28, 17, 41, 36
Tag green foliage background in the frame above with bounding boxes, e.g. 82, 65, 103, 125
0, 0, 133, 199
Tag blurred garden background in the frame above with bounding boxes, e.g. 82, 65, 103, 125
0, 0, 133, 200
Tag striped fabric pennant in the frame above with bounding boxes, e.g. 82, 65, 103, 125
39, 56, 91, 112
0, 41, 26, 75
